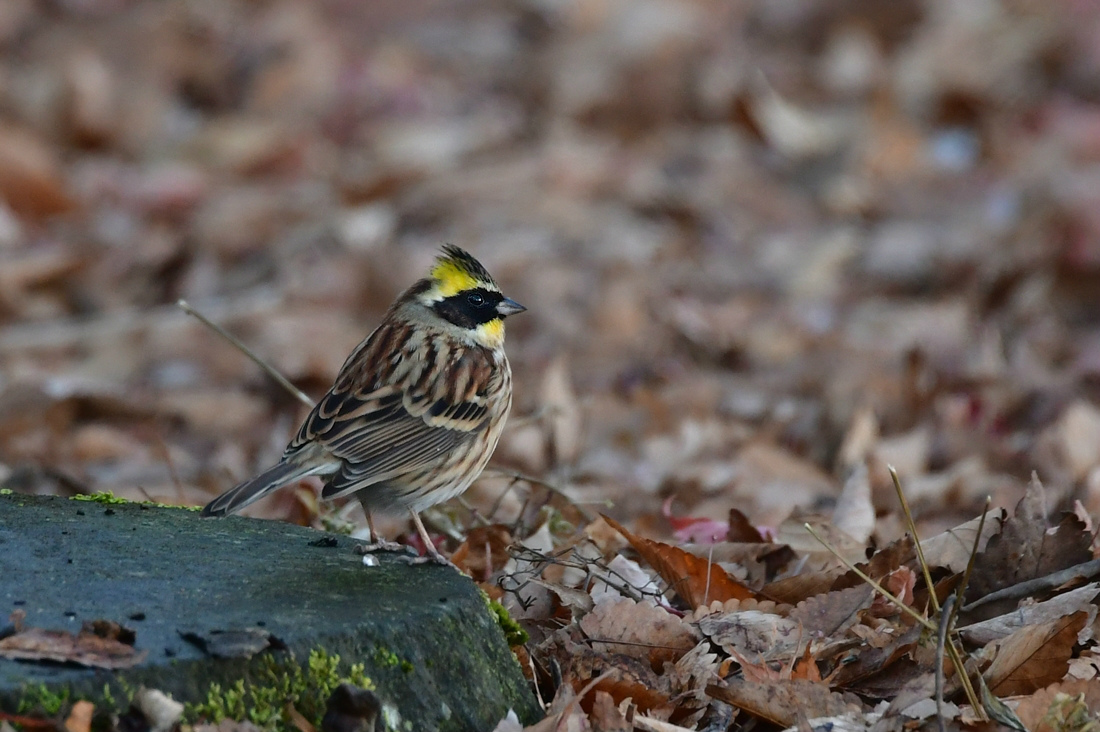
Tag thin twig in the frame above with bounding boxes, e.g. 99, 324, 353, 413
945, 497, 992, 717
944, 634, 981, 717
803, 523, 936, 632
890, 465, 940, 613
805, 522, 982, 713
455, 495, 493, 528
935, 594, 955, 732
487, 475, 522, 522
962, 556, 1100, 613
483, 467, 598, 522
177, 299, 313, 407
955, 498, 991, 608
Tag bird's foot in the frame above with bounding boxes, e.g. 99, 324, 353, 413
396, 550, 461, 571
354, 540, 415, 556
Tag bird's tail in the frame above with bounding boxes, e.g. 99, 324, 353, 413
200, 460, 324, 517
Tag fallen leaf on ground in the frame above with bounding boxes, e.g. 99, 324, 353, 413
179, 628, 282, 659
696, 610, 803, 663
706, 678, 862, 728
774, 512, 866, 565
764, 571, 844, 605
451, 524, 513, 581
866, 673, 937, 732
0, 617, 146, 669
1013, 678, 1100, 732
603, 514, 754, 608
869, 566, 916, 618
589, 690, 630, 732
829, 625, 923, 690
789, 585, 875, 637
966, 475, 1092, 606
832, 463, 874, 543
726, 508, 766, 543
579, 597, 698, 666
982, 611, 1089, 697
959, 582, 1100, 645
919, 510, 1005, 573
64, 701, 94, 732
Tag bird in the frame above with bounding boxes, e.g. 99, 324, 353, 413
201, 245, 525, 565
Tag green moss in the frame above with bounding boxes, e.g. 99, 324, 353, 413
546, 508, 575, 536
187, 648, 373, 732
70, 491, 130, 505
0, 488, 13, 495
16, 684, 70, 716
69, 491, 201, 511
319, 515, 356, 535
99, 684, 117, 712
373, 645, 414, 674
486, 597, 528, 647
13, 680, 134, 721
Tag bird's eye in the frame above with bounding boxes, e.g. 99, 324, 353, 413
466, 293, 485, 307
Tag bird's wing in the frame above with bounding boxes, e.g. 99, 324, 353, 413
284, 323, 497, 498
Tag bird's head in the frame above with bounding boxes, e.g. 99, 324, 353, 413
418, 245, 526, 348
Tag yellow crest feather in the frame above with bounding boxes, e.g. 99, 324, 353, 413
431, 259, 481, 298
428, 245, 498, 298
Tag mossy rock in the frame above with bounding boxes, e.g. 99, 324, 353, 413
0, 493, 540, 731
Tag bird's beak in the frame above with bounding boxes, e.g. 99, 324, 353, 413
496, 297, 526, 317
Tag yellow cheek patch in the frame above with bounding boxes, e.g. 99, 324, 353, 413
431, 259, 481, 298
473, 318, 505, 347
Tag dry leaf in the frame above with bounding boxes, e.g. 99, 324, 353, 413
513, 681, 589, 732
774, 513, 866, 566
64, 701, 94, 732
982, 611, 1089, 697
579, 597, 698, 667
0, 124, 74, 219
832, 536, 915, 593
829, 625, 923, 690
789, 585, 875, 637
959, 582, 1100, 645
632, 716, 697, 732
1013, 679, 1100, 732
697, 610, 803, 663
726, 508, 766, 543
666, 641, 721, 705
967, 475, 1092, 606
0, 618, 146, 669
790, 644, 823, 682
919, 510, 1005, 573
869, 566, 916, 618
832, 463, 874, 543
603, 514, 755, 609
589, 690, 630, 732
569, 646, 670, 712
681, 542, 795, 586
706, 678, 862, 728
528, 578, 595, 617
764, 571, 845, 605
837, 407, 879, 471
1067, 652, 1100, 681
867, 673, 937, 732
451, 524, 513, 581
541, 356, 584, 467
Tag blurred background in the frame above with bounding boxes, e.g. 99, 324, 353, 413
2, 0, 1100, 540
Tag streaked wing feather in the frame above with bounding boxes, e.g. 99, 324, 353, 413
286, 324, 497, 500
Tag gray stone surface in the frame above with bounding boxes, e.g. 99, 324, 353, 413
0, 492, 539, 731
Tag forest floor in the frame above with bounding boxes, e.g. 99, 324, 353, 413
3, 1, 1100, 729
